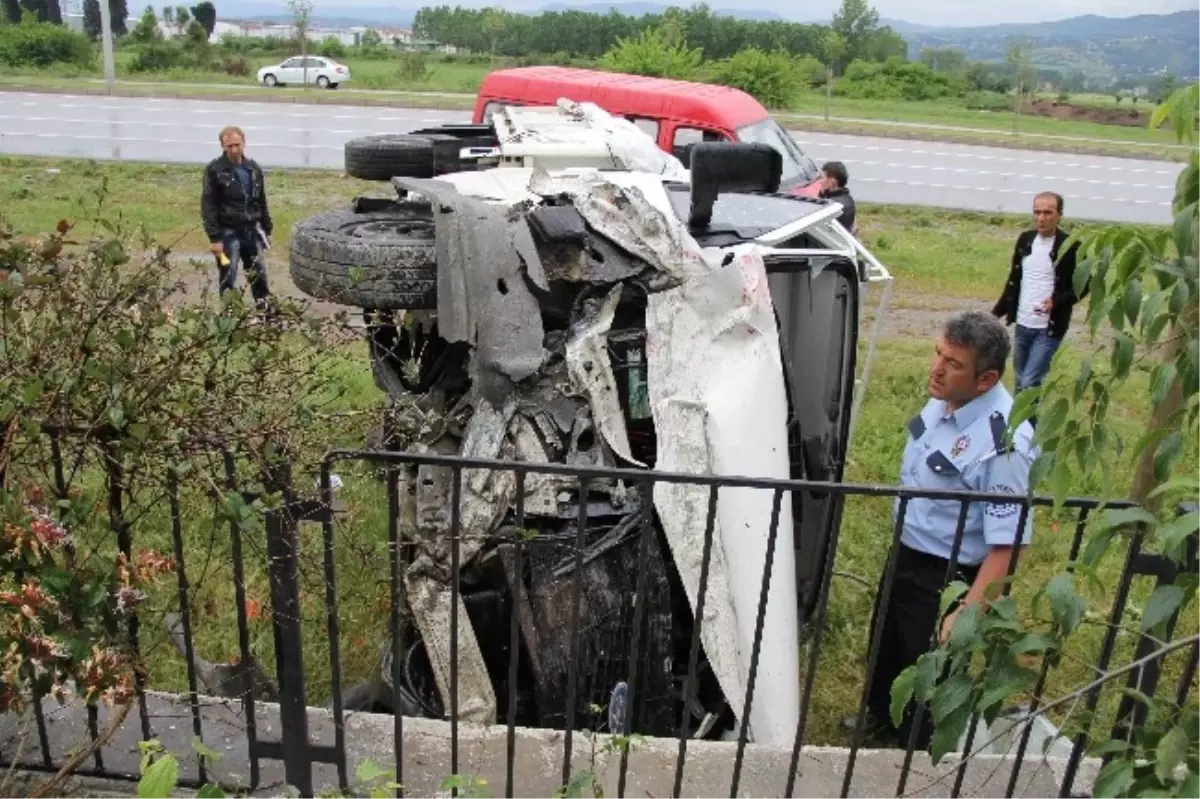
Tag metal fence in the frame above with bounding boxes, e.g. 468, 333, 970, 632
0, 439, 1196, 798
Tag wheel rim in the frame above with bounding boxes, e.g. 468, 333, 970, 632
264, 75, 276, 86
338, 217, 434, 242
317, 76, 329, 87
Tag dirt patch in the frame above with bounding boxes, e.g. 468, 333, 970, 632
1019, 97, 1154, 129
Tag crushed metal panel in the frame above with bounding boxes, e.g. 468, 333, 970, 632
405, 567, 498, 725
392, 176, 545, 391
646, 248, 801, 747
565, 284, 645, 467
527, 169, 705, 280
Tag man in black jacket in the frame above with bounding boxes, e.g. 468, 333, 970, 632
991, 191, 1085, 393
201, 125, 274, 304
819, 161, 858, 235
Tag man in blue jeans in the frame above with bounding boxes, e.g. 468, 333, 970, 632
201, 125, 274, 308
991, 191, 1086, 393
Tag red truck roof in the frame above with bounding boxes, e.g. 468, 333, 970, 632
474, 66, 771, 130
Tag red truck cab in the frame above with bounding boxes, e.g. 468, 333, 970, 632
473, 66, 824, 198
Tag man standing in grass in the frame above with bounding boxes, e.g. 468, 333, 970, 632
201, 125, 274, 307
848, 311, 1036, 750
991, 191, 1084, 393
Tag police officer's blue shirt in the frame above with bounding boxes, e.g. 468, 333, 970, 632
896, 383, 1037, 566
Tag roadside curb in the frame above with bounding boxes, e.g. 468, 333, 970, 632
0, 82, 1183, 163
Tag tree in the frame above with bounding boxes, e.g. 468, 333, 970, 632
188, 0, 213, 36
82, 0, 127, 38
128, 5, 160, 43
12, 0, 63, 24
1005, 37, 1035, 132
919, 47, 967, 75
285, 0, 313, 83
169, 3, 186, 35
822, 30, 845, 120
599, 26, 702, 80
892, 82, 1200, 793
830, 0, 879, 69
709, 48, 802, 109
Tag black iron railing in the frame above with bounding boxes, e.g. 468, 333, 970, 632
0, 438, 1194, 799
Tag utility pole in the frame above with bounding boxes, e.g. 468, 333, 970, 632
97, 0, 116, 93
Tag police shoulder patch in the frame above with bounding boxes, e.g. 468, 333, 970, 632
986, 484, 1021, 518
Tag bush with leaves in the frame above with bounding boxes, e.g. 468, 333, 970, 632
318, 34, 346, 58
835, 55, 968, 101
708, 47, 804, 109
0, 190, 370, 790
891, 82, 1199, 796
0, 18, 93, 68
599, 26, 702, 81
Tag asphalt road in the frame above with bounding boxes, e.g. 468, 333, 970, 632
0, 91, 1181, 225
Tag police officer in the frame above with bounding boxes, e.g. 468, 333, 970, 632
857, 310, 1037, 748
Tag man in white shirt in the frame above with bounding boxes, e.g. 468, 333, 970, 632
991, 192, 1086, 393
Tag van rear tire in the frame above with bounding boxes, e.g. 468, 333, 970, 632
344, 135, 438, 182
289, 204, 437, 310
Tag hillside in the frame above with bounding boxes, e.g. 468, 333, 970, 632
901, 10, 1200, 80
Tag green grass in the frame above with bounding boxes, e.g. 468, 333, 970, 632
1, 155, 1195, 754
782, 93, 1182, 148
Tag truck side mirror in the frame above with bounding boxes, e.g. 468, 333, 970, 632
688, 142, 782, 228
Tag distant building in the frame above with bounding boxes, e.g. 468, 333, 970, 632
62, 13, 454, 52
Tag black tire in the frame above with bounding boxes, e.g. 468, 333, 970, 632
289, 205, 437, 310
262, 73, 277, 87
316, 75, 330, 88
344, 134, 436, 181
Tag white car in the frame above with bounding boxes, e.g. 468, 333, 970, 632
256, 56, 350, 89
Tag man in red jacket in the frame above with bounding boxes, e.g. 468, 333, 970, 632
991, 192, 1087, 393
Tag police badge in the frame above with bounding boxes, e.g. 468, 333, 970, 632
950, 434, 970, 458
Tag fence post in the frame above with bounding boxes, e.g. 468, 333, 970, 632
263, 454, 314, 797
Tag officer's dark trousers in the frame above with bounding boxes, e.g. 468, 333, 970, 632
864, 544, 979, 750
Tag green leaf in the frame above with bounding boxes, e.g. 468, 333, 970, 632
1154, 431, 1184, 482
1046, 573, 1086, 636
21, 377, 44, 406
978, 671, 1035, 715
138, 754, 179, 799
930, 705, 972, 766
1073, 356, 1093, 403
931, 673, 973, 724
948, 604, 981, 653
1009, 632, 1059, 656
1092, 758, 1134, 799
0, 399, 13, 422
939, 581, 970, 616
1142, 584, 1186, 633
914, 649, 944, 703
1173, 201, 1198, 259
1179, 770, 1199, 799
1151, 362, 1179, 410
1098, 506, 1157, 532
1081, 527, 1118, 569
190, 736, 222, 764
1156, 724, 1189, 784
1158, 511, 1199, 563
1072, 258, 1093, 300
356, 760, 390, 785
1112, 331, 1135, 380
890, 665, 917, 728
196, 785, 226, 798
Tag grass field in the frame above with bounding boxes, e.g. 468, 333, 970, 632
1, 155, 1195, 756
